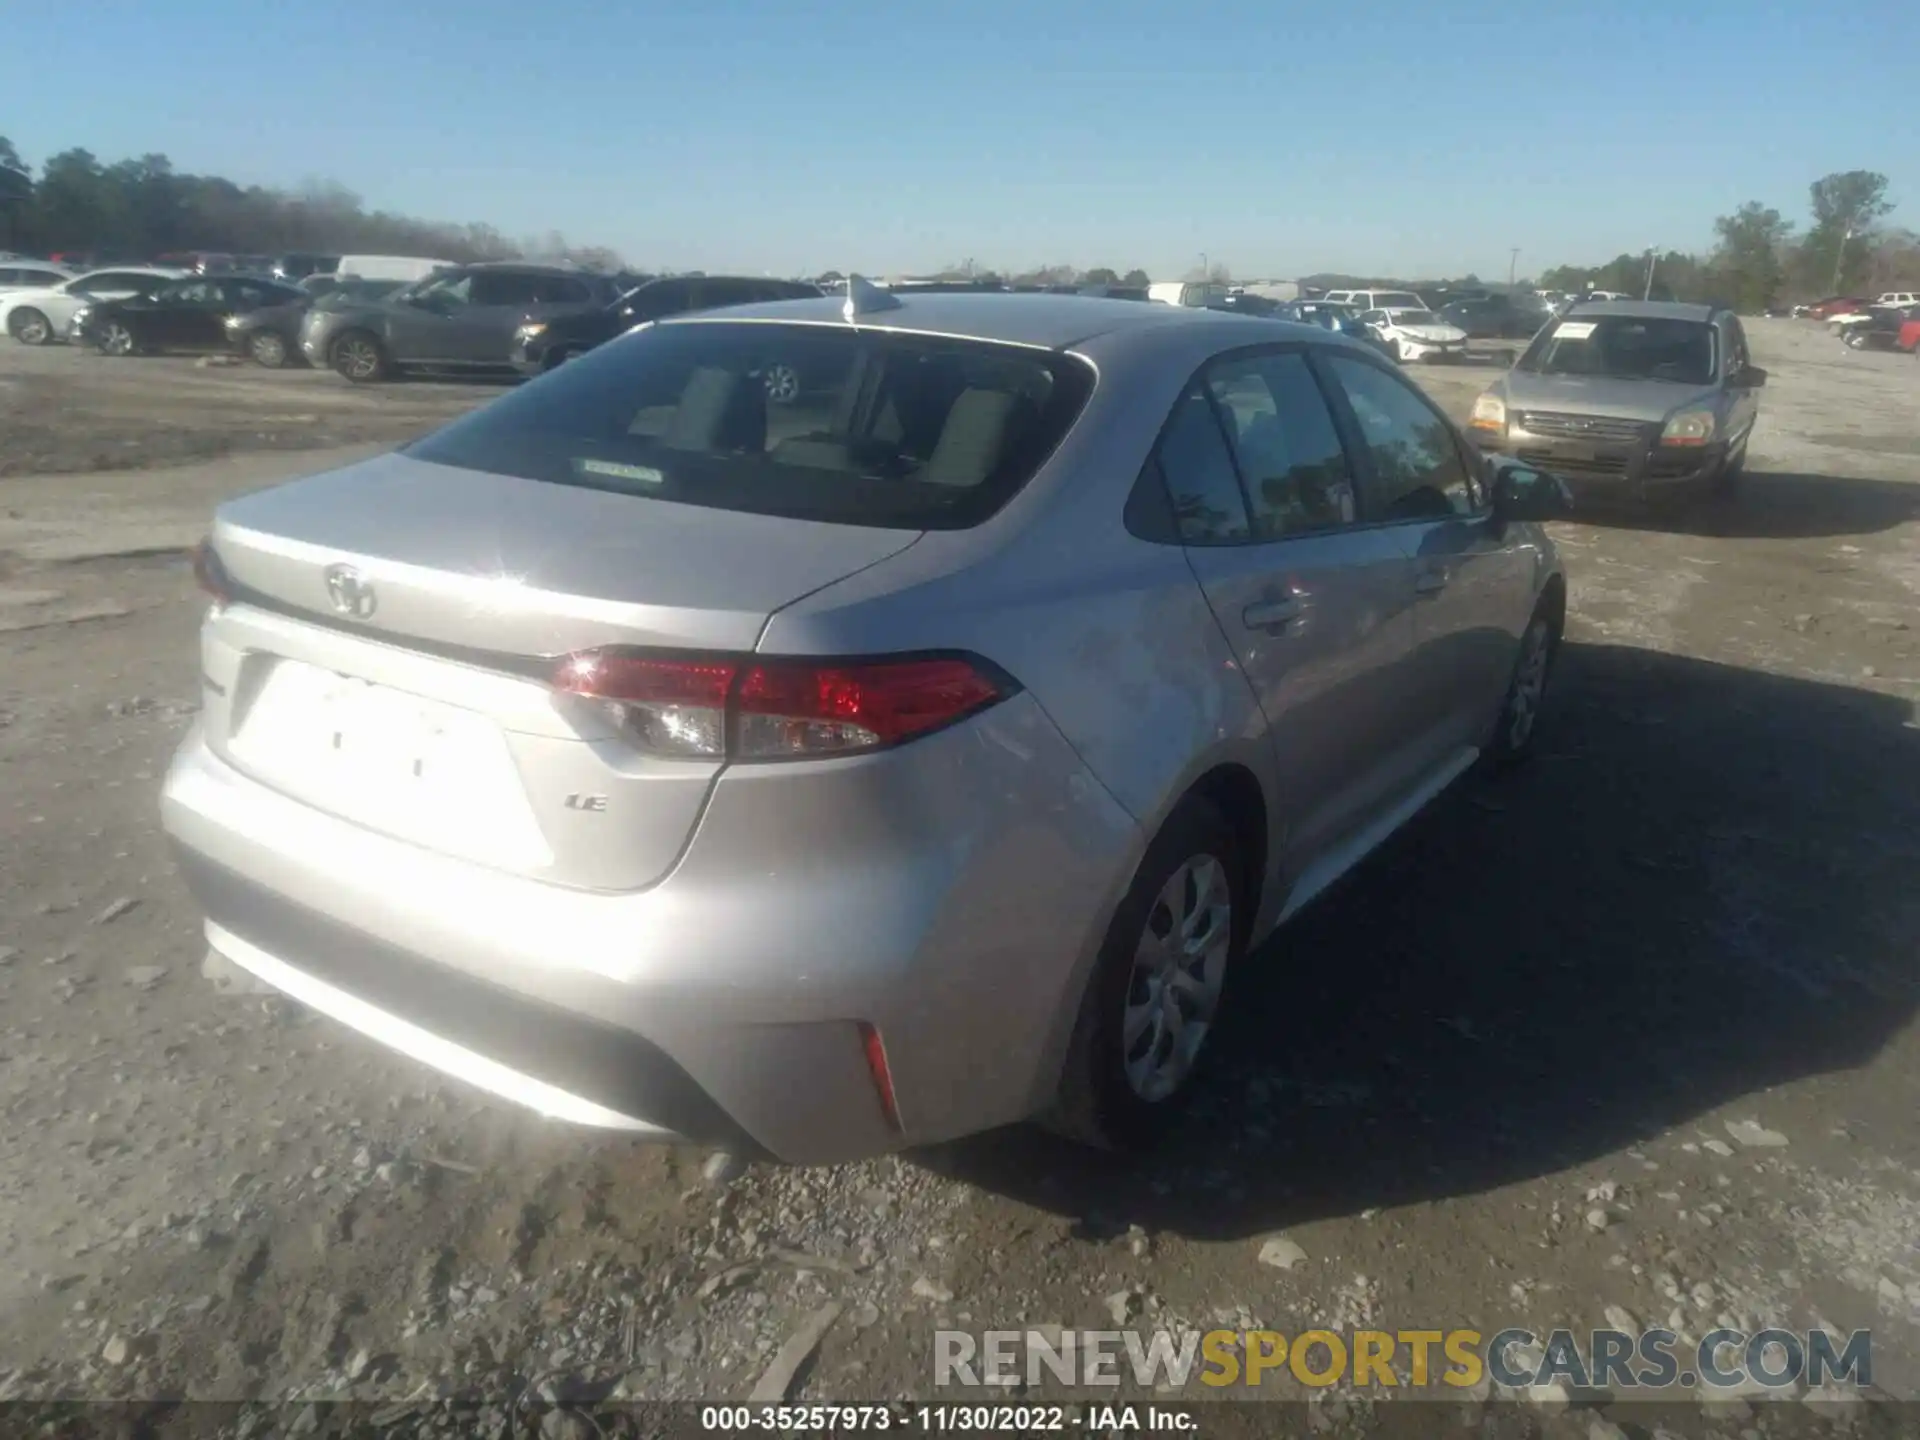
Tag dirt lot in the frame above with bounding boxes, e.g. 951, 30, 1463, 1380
2, 322, 1918, 1433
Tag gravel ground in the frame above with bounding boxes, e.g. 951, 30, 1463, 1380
1, 320, 1917, 1435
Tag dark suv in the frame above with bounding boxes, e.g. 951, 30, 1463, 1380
510, 275, 821, 377
300, 263, 624, 382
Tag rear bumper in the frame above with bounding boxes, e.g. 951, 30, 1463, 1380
160, 696, 1139, 1164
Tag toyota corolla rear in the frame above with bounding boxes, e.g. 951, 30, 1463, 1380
160, 312, 1139, 1163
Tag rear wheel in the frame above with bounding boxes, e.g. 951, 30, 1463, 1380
248, 330, 289, 368
1048, 796, 1244, 1152
331, 330, 389, 383
1485, 603, 1558, 768
8, 308, 51, 345
1844, 328, 1868, 349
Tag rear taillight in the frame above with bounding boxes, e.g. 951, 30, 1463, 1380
553, 652, 735, 757
191, 538, 230, 608
551, 650, 1011, 761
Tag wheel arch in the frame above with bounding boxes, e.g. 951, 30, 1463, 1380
1181, 762, 1269, 949
1027, 752, 1277, 1126
1538, 568, 1567, 643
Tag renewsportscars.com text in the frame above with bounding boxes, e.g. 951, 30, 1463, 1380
934, 1326, 1873, 1391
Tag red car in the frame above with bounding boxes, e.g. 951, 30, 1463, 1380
1804, 296, 1869, 320
1897, 316, 1920, 356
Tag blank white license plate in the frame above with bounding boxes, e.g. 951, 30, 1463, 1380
232, 659, 548, 867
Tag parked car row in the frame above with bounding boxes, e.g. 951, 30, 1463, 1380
2, 258, 829, 381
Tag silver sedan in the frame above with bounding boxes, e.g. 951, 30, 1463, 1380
161, 286, 1569, 1164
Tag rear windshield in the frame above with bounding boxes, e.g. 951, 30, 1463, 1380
1519, 315, 1717, 385
404, 320, 1095, 529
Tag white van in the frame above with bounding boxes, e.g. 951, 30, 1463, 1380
333, 255, 455, 283
1148, 281, 1229, 308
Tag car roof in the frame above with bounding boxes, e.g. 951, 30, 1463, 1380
660, 290, 1319, 352
1564, 299, 1716, 322
456, 261, 610, 276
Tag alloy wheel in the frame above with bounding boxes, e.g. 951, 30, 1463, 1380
251, 332, 286, 367
1121, 853, 1232, 1103
1506, 618, 1552, 751
763, 363, 800, 404
10, 309, 50, 345
101, 323, 134, 356
335, 337, 381, 381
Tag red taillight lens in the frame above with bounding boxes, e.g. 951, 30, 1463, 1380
735, 658, 1004, 757
191, 538, 230, 607
553, 653, 737, 757
551, 650, 1009, 761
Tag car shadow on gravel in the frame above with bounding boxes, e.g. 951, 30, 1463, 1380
1575, 468, 1920, 540
919, 639, 1920, 1241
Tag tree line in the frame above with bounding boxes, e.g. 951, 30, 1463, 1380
936, 172, 1913, 313
0, 135, 623, 270
1532, 170, 1912, 311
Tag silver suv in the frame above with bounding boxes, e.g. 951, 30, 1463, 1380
300, 262, 623, 382
1469, 300, 1766, 507
163, 289, 1570, 1164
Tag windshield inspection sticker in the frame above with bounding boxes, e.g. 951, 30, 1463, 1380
574, 459, 664, 485
1554, 321, 1598, 340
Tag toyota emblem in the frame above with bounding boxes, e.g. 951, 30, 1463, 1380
323, 564, 377, 619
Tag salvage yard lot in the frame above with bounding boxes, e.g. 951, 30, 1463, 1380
1, 320, 1918, 1413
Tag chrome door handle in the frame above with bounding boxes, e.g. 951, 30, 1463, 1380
1414, 570, 1449, 596
1243, 597, 1304, 629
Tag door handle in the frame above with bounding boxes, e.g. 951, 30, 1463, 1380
1242, 597, 1304, 629
1414, 570, 1450, 596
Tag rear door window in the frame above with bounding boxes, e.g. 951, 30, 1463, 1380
1203, 353, 1356, 538
533, 275, 595, 305
404, 320, 1094, 530
1152, 386, 1253, 544
471, 271, 545, 308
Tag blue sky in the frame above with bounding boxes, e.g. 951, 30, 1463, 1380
3, 0, 1914, 279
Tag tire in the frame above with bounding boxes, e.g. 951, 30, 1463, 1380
1844, 328, 1867, 350
97, 321, 138, 357
1393, 339, 1409, 363
330, 330, 389, 383
8, 308, 51, 346
1048, 796, 1246, 1152
763, 362, 801, 404
248, 330, 290, 369
1484, 602, 1558, 769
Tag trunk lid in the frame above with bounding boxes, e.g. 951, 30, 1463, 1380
201, 450, 920, 891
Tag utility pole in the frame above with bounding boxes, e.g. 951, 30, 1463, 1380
1509, 248, 1520, 289
1200, 251, 1209, 280
1643, 248, 1657, 300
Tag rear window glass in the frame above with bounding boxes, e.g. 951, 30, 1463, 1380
404, 320, 1095, 529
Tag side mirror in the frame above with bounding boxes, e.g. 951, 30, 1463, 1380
1735, 365, 1767, 388
1489, 459, 1573, 523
